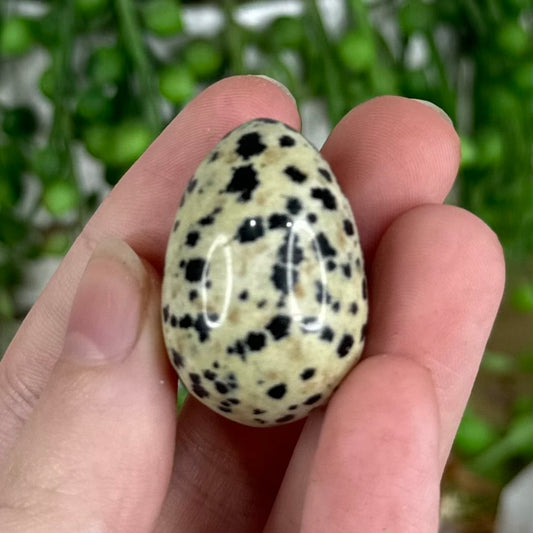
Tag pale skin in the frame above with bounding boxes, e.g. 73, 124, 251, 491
0, 76, 505, 532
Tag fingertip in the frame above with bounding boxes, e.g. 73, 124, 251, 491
322, 95, 461, 261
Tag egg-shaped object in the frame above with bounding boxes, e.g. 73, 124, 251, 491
162, 118, 368, 426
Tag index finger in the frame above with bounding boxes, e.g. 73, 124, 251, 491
0, 75, 300, 453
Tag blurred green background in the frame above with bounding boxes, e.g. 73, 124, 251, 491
0, 0, 531, 530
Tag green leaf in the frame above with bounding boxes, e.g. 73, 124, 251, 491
454, 409, 499, 457
42, 180, 80, 216
142, 0, 183, 37
0, 16, 35, 56
158, 64, 196, 105
337, 31, 376, 73
510, 282, 533, 313
183, 40, 224, 80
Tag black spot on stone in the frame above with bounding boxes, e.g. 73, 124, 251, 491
236, 132, 266, 159
342, 263, 352, 278
288, 404, 298, 410
257, 299, 267, 308
220, 400, 231, 407
203, 369, 216, 381
318, 168, 332, 182
301, 368, 315, 380
171, 349, 184, 368
246, 332, 266, 351
332, 301, 341, 312
187, 178, 198, 193
278, 233, 304, 265
238, 290, 249, 301
226, 164, 259, 202
236, 217, 264, 243
163, 305, 169, 322
266, 315, 291, 340
186, 231, 200, 247
189, 373, 209, 398
213, 361, 219, 369
320, 326, 334, 342
254, 418, 266, 424
307, 213, 317, 223
199, 213, 215, 226
361, 322, 368, 342
355, 257, 362, 269
286, 197, 302, 214
192, 383, 209, 398
269, 213, 291, 229
215, 381, 229, 394
311, 187, 337, 210
343, 219, 354, 236
173, 220, 180, 231
185, 258, 206, 282
189, 290, 198, 301
284, 165, 307, 183
194, 313, 210, 342
209, 150, 219, 162
271, 263, 298, 294
178, 314, 193, 328
337, 334, 354, 358
179, 259, 186, 268
315, 232, 337, 257
349, 302, 358, 314
256, 117, 277, 124
276, 414, 295, 423
267, 383, 287, 399
326, 259, 336, 271
170, 315, 178, 327
362, 278, 367, 300
279, 135, 295, 147
315, 280, 331, 304
219, 406, 232, 413
304, 393, 322, 405
228, 398, 240, 405
253, 408, 266, 415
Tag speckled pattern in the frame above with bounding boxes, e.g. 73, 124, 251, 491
162, 118, 368, 427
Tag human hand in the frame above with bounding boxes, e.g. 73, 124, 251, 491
0, 76, 504, 532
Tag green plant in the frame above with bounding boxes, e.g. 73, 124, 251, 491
1, 2, 531, 529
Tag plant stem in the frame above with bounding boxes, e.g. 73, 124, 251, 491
306, 0, 346, 124
223, 0, 244, 75
113, 0, 162, 134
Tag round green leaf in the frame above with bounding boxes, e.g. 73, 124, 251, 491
183, 40, 223, 80
267, 16, 306, 50
143, 0, 183, 37
108, 120, 154, 167
0, 16, 34, 56
510, 282, 533, 313
159, 64, 196, 105
454, 409, 499, 457
43, 180, 80, 216
88, 46, 127, 86
338, 31, 376, 73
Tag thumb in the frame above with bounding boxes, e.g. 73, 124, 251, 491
0, 238, 177, 532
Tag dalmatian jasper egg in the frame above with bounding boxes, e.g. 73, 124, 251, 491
162, 118, 368, 427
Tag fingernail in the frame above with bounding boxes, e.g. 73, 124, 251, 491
253, 75, 296, 104
412, 99, 454, 126
63, 238, 147, 365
